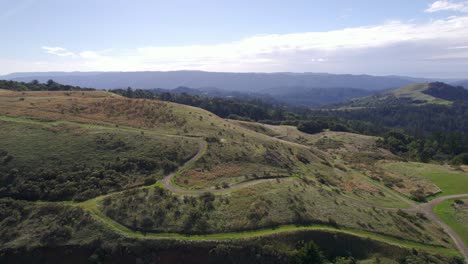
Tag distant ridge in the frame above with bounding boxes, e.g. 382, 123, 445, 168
0, 71, 433, 91
336, 82, 468, 108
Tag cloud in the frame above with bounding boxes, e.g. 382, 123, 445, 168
448, 45, 468, 49
425, 0, 468, 13
42, 46, 75, 57
25, 15, 468, 77
79, 51, 107, 60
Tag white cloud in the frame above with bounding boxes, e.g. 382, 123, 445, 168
41, 46, 75, 57
425, 0, 468, 13
448, 45, 468, 49
21, 15, 468, 77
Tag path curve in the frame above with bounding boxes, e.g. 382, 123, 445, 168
160, 137, 284, 194
19, 116, 464, 261
417, 194, 468, 262
158, 134, 468, 262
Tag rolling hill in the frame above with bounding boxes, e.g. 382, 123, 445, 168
338, 82, 468, 108
0, 83, 467, 263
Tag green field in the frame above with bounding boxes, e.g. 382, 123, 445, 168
434, 198, 468, 246
380, 162, 468, 197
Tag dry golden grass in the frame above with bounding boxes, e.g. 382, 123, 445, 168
0, 89, 188, 132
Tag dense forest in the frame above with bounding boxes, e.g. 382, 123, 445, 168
422, 82, 468, 101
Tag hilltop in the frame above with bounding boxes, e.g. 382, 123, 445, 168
337, 82, 468, 108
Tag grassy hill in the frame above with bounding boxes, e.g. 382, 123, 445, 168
340, 82, 467, 108
389, 83, 449, 104
0, 88, 466, 263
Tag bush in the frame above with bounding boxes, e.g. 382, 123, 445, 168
296, 241, 326, 264
40, 225, 73, 245
297, 121, 327, 134
410, 188, 427, 202
450, 153, 468, 165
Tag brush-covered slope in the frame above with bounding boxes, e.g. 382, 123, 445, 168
230, 120, 466, 201
0, 88, 462, 261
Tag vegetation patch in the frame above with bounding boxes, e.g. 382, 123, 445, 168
100, 180, 450, 247
0, 198, 111, 248
0, 118, 198, 201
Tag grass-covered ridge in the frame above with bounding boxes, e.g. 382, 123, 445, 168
389, 83, 451, 105
100, 182, 450, 247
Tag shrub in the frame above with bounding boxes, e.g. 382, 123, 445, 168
410, 188, 427, 202
450, 153, 468, 165
296, 241, 326, 264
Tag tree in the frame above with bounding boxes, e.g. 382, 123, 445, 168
296, 241, 326, 264
140, 217, 154, 231
297, 121, 326, 134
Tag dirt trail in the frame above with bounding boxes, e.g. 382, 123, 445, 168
16, 116, 464, 261
417, 194, 468, 262
161, 138, 284, 194
161, 137, 468, 262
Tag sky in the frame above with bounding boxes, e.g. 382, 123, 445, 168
1, 0, 468, 78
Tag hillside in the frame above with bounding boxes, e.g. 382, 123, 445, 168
337, 82, 468, 108
0, 87, 467, 263
261, 86, 375, 106
452, 80, 468, 89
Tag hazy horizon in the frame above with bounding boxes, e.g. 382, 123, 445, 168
2, 0, 468, 78
0, 70, 461, 81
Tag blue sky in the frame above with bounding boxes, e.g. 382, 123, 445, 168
1, 0, 468, 77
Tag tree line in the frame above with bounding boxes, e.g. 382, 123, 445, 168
0, 79, 95, 91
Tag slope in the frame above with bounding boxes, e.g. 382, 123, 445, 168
0, 88, 465, 262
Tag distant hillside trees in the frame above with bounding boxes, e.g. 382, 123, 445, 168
422, 82, 468, 102
297, 120, 327, 134
378, 130, 468, 164
0, 79, 95, 91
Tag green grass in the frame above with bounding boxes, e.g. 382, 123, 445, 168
380, 162, 468, 197
434, 198, 468, 246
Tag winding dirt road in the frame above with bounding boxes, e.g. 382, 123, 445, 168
160, 137, 468, 262
161, 138, 285, 194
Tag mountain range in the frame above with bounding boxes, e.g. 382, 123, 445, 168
2, 71, 463, 106
1, 71, 435, 91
